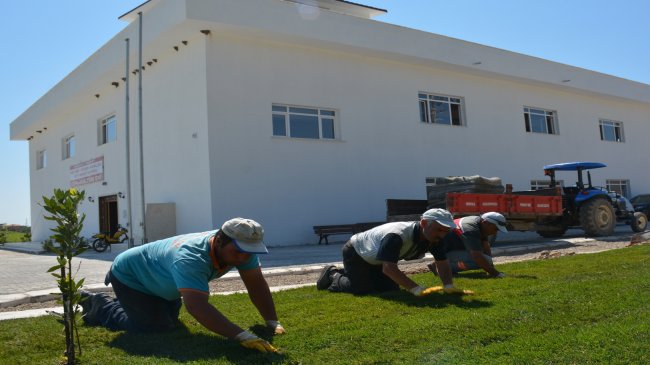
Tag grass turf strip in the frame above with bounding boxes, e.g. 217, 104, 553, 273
0, 245, 648, 364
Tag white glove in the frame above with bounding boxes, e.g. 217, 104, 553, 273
266, 320, 286, 335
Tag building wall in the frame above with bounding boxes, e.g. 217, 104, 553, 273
28, 81, 128, 241
205, 33, 650, 246
136, 33, 213, 240
27, 32, 212, 243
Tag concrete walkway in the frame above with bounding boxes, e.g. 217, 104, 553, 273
0, 226, 636, 320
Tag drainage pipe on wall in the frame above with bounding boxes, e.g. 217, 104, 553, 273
137, 11, 147, 244
125, 37, 134, 248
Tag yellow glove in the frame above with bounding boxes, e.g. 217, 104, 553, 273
442, 285, 474, 295
409, 285, 444, 296
240, 338, 279, 353
235, 331, 279, 353
266, 320, 286, 335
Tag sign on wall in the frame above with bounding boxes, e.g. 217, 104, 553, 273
70, 156, 104, 187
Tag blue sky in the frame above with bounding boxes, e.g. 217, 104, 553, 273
1, 0, 649, 225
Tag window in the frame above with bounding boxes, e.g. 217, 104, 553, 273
418, 92, 464, 126
99, 115, 117, 145
599, 119, 624, 142
606, 179, 630, 198
531, 179, 564, 190
524, 107, 558, 135
272, 104, 337, 140
62, 134, 75, 160
36, 150, 47, 170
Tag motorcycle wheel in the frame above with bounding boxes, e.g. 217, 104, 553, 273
93, 238, 109, 253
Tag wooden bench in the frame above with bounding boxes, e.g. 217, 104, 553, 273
313, 222, 385, 245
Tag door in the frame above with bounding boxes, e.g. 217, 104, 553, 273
99, 195, 118, 234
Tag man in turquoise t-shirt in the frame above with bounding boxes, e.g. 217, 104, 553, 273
81, 218, 284, 353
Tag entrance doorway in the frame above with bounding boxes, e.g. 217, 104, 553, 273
99, 195, 118, 234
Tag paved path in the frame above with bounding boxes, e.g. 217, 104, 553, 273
0, 226, 637, 319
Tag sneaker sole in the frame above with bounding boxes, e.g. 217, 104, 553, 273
316, 265, 336, 290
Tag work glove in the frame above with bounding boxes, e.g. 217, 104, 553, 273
266, 320, 286, 335
234, 331, 279, 353
442, 285, 474, 295
409, 285, 444, 296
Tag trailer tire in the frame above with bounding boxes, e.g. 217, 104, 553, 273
537, 225, 568, 238
580, 197, 616, 236
631, 212, 648, 233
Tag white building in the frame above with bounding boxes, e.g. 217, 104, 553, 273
10, 0, 650, 245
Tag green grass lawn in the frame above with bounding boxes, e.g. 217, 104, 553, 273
1, 245, 649, 364
0, 230, 27, 243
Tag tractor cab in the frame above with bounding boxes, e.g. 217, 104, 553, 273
543, 162, 608, 203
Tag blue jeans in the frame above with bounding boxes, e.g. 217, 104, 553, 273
445, 250, 493, 273
96, 270, 182, 332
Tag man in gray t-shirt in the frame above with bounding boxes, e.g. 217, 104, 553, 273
438, 212, 508, 278
316, 209, 474, 296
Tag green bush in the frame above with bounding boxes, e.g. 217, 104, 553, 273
42, 238, 55, 252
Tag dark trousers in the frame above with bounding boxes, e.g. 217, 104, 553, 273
328, 242, 399, 294
96, 270, 182, 333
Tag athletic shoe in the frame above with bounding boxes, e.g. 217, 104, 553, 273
316, 265, 337, 290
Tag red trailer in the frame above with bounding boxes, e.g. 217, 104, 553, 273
446, 187, 565, 234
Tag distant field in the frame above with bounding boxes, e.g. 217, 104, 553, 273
0, 230, 28, 243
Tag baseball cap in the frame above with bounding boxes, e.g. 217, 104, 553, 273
481, 212, 508, 233
421, 208, 457, 229
221, 218, 268, 254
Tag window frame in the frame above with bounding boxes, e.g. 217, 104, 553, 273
36, 149, 47, 170
62, 134, 75, 160
524, 106, 559, 135
418, 92, 465, 126
99, 115, 117, 145
599, 119, 625, 143
606, 179, 631, 198
271, 104, 338, 140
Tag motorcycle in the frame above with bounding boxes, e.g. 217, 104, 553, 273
91, 225, 129, 252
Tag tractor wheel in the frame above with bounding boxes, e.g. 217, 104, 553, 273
631, 212, 648, 233
93, 238, 109, 253
536, 224, 568, 238
579, 197, 616, 237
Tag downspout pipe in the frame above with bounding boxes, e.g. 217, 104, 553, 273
125, 38, 134, 248
138, 11, 147, 244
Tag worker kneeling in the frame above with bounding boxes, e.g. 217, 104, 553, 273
434, 212, 508, 278
80, 218, 284, 353
317, 209, 473, 296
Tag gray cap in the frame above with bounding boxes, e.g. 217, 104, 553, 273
421, 208, 457, 229
481, 212, 508, 233
221, 218, 268, 254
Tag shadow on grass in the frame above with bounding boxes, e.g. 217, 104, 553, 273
371, 290, 492, 309
455, 271, 538, 280
107, 323, 286, 364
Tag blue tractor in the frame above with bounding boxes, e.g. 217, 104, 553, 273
538, 162, 647, 237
